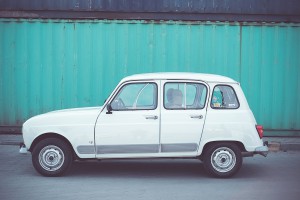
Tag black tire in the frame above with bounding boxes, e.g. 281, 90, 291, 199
203, 142, 242, 178
32, 138, 73, 177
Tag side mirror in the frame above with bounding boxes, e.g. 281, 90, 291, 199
106, 104, 112, 114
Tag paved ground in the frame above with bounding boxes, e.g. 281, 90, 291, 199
0, 145, 300, 200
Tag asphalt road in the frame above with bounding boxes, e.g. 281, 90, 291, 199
0, 145, 300, 200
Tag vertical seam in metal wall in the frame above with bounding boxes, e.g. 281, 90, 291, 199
239, 23, 242, 83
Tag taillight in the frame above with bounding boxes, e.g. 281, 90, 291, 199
256, 125, 264, 139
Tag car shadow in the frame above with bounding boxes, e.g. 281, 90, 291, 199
67, 158, 268, 179
68, 159, 208, 179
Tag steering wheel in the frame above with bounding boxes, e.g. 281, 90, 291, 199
111, 98, 125, 110
117, 98, 125, 108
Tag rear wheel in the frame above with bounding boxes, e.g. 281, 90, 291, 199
203, 143, 242, 178
32, 138, 73, 177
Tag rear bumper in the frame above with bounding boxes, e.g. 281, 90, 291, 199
254, 144, 269, 157
242, 142, 269, 157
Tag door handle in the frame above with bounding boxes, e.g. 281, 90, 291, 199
190, 115, 203, 119
145, 115, 158, 120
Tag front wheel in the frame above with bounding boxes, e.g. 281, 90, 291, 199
32, 138, 73, 177
203, 143, 242, 178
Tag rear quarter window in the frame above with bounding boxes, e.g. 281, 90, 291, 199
211, 85, 239, 109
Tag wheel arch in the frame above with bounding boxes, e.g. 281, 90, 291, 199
199, 140, 246, 159
29, 132, 79, 160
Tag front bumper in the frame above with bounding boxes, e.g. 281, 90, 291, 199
19, 143, 28, 154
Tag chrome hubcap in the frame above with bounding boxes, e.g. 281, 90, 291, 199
39, 145, 64, 171
211, 147, 236, 173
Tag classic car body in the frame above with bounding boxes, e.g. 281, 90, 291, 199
21, 73, 268, 177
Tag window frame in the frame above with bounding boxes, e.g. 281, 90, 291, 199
110, 81, 158, 111
210, 84, 240, 110
163, 81, 208, 110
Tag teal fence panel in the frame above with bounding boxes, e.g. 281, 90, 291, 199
241, 24, 300, 136
0, 19, 299, 135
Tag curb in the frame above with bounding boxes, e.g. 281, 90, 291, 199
266, 142, 300, 152
280, 143, 300, 151
0, 135, 23, 146
0, 142, 21, 146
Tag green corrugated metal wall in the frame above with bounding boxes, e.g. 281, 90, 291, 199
242, 25, 300, 136
0, 19, 300, 135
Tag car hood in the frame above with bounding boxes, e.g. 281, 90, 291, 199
49, 106, 102, 114
23, 106, 103, 128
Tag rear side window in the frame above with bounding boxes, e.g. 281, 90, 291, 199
211, 85, 239, 109
164, 82, 207, 109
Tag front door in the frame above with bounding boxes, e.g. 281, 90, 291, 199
95, 81, 160, 158
160, 81, 208, 155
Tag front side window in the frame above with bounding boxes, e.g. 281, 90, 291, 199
211, 85, 239, 109
111, 83, 157, 110
164, 82, 207, 109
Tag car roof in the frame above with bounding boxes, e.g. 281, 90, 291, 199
121, 72, 238, 83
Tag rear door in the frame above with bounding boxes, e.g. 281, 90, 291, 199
160, 80, 208, 155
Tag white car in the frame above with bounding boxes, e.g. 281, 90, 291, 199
20, 72, 268, 177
